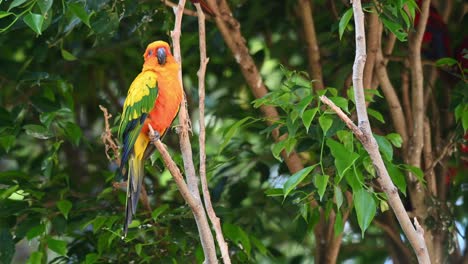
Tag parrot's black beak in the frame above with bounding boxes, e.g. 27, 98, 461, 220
157, 48, 167, 65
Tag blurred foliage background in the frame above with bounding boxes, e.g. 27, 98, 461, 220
0, 0, 467, 263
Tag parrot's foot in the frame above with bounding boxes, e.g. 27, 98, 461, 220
147, 124, 160, 143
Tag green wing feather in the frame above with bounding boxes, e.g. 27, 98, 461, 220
118, 71, 159, 173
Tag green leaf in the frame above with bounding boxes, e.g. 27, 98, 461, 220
319, 115, 333, 135
85, 253, 99, 264
296, 95, 314, 116
26, 251, 43, 264
26, 224, 45, 240
151, 204, 169, 220
435, 57, 458, 67
354, 189, 376, 237
57, 200, 72, 219
334, 211, 344, 237
250, 236, 267, 255
37, 0, 53, 14
0, 135, 16, 153
302, 107, 318, 133
219, 117, 253, 153
313, 174, 329, 201
330, 97, 349, 113
367, 108, 385, 123
61, 49, 77, 61
271, 139, 286, 161
283, 164, 318, 197
401, 164, 425, 183
135, 244, 143, 256
24, 124, 53, 139
339, 8, 353, 40
62, 122, 82, 146
0, 228, 14, 264
334, 185, 343, 209
326, 139, 359, 181
0, 185, 19, 200
47, 237, 67, 256
0, 11, 14, 19
8, 0, 28, 11
386, 133, 402, 148
223, 223, 251, 257
381, 17, 407, 41
386, 162, 406, 196
264, 188, 283, 197
23, 13, 44, 35
68, 2, 90, 27
374, 134, 393, 161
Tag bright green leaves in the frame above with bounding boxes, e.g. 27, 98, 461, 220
436, 57, 458, 67
354, 189, 377, 237
313, 174, 329, 201
219, 117, 255, 154
302, 107, 318, 133
47, 237, 67, 256
455, 103, 468, 132
37, 0, 53, 15
339, 8, 353, 40
380, 17, 407, 41
283, 165, 317, 198
61, 49, 77, 61
57, 200, 72, 219
8, 0, 29, 11
68, 2, 91, 27
326, 139, 359, 181
223, 223, 251, 258
23, 13, 44, 35
24, 124, 54, 139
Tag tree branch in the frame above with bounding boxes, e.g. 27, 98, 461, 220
408, 0, 430, 179
375, 44, 408, 149
170, 1, 218, 262
363, 9, 379, 90
296, 0, 324, 90
194, 3, 231, 263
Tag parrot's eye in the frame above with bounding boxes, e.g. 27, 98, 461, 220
157, 47, 167, 65
148, 50, 153, 57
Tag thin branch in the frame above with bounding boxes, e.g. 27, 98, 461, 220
423, 119, 436, 196
375, 45, 408, 148
162, 0, 199, 17
99, 105, 120, 166
374, 219, 413, 260
424, 132, 456, 173
401, 69, 413, 137
296, 0, 324, 90
194, 3, 231, 263
408, 0, 430, 176
363, 9, 379, 90
170, 1, 218, 263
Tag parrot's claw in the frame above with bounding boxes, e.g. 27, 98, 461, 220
148, 124, 160, 143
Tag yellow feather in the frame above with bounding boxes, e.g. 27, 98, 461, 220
134, 134, 149, 160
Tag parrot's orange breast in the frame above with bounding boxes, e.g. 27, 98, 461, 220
140, 69, 182, 137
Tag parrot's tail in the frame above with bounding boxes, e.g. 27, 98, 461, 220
123, 156, 145, 236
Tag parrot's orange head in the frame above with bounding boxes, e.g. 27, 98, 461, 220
143, 41, 174, 69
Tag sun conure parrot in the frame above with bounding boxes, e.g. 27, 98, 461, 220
118, 40, 183, 236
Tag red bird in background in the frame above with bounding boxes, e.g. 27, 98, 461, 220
415, 1, 451, 59
190, 0, 216, 16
